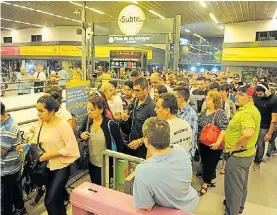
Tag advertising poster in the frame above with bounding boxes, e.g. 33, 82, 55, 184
66, 80, 90, 179
66, 80, 90, 132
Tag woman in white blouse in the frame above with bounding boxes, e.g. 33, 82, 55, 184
35, 96, 80, 215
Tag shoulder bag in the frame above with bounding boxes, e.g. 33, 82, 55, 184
199, 111, 225, 149
108, 120, 117, 151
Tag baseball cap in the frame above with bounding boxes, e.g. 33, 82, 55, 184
237, 84, 255, 96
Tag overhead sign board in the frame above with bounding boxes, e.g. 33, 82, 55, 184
118, 5, 145, 35
94, 35, 168, 45
1, 47, 19, 56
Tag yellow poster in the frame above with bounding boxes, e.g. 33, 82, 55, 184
222, 47, 277, 62
20, 46, 59, 56
59, 46, 82, 56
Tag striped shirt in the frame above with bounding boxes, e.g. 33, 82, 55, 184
1, 115, 21, 177
177, 104, 198, 157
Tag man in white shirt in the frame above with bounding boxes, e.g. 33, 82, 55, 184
33, 65, 46, 93
153, 93, 193, 157
150, 72, 172, 100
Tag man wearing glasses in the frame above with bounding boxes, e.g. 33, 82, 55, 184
121, 77, 156, 158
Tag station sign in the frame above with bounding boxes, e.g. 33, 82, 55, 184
118, 5, 145, 35
94, 35, 168, 45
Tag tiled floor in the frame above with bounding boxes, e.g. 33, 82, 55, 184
35, 154, 277, 215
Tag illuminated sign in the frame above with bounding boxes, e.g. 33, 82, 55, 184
118, 5, 145, 35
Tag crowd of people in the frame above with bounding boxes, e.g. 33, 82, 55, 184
1, 69, 277, 215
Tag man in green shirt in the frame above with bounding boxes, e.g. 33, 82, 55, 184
224, 85, 261, 215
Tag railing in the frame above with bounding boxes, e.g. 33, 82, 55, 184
101, 150, 144, 192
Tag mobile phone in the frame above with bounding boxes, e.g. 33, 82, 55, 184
23, 144, 30, 153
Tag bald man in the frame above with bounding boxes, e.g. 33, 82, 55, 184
16, 67, 33, 95
150, 72, 173, 99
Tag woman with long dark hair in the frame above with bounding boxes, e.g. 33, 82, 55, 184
79, 95, 123, 185
34, 96, 80, 215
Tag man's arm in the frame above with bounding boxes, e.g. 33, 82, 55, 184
265, 113, 277, 141
133, 169, 155, 211
230, 128, 254, 153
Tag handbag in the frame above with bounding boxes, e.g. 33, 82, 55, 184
108, 120, 117, 151
75, 117, 89, 169
199, 111, 225, 150
23, 123, 48, 188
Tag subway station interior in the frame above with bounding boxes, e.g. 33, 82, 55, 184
1, 1, 277, 215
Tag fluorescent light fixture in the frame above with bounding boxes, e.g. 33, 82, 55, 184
199, 0, 206, 7
209, 13, 219, 24
130, 0, 138, 4
0, 26, 14, 30
212, 67, 218, 72
2, 1, 82, 23
273, 8, 277, 19
70, 1, 82, 7
220, 26, 224, 30
185, 29, 190, 33
70, 2, 105, 14
149, 10, 165, 19
200, 68, 205, 72
85, 6, 105, 14
0, 17, 44, 27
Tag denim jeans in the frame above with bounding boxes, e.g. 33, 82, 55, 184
266, 129, 277, 157
254, 128, 268, 164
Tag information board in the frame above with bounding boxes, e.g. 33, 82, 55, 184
66, 80, 90, 131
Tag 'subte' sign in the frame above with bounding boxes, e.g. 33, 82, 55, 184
118, 5, 145, 36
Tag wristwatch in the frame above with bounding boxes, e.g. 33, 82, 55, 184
138, 139, 143, 146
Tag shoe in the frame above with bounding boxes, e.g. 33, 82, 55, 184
13, 208, 27, 215
253, 163, 260, 171
196, 171, 203, 178
272, 150, 277, 155
198, 186, 208, 196
262, 156, 270, 163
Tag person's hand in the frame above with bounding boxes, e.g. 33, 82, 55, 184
121, 112, 130, 121
229, 145, 243, 154
80, 132, 90, 140
16, 144, 27, 152
210, 143, 220, 150
128, 139, 141, 150
264, 133, 272, 142
39, 152, 52, 162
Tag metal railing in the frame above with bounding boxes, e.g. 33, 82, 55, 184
101, 150, 144, 192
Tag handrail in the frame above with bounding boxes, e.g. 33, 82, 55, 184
124, 171, 135, 195
6, 99, 66, 113
101, 150, 144, 190
1, 84, 65, 92
1, 78, 71, 85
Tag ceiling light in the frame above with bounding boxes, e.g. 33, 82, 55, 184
0, 26, 14, 30
185, 29, 190, 33
130, 0, 138, 4
70, 1, 82, 7
0, 17, 44, 27
85, 6, 105, 14
199, 0, 206, 7
2, 1, 82, 23
70, 1, 105, 14
273, 8, 277, 19
220, 26, 224, 30
209, 13, 219, 24
149, 10, 165, 19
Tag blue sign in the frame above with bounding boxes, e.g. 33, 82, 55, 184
66, 80, 90, 131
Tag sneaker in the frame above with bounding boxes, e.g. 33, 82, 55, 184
253, 163, 260, 171
262, 156, 270, 163
13, 208, 27, 215
272, 150, 277, 155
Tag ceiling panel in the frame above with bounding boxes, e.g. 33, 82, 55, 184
1, 1, 276, 37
